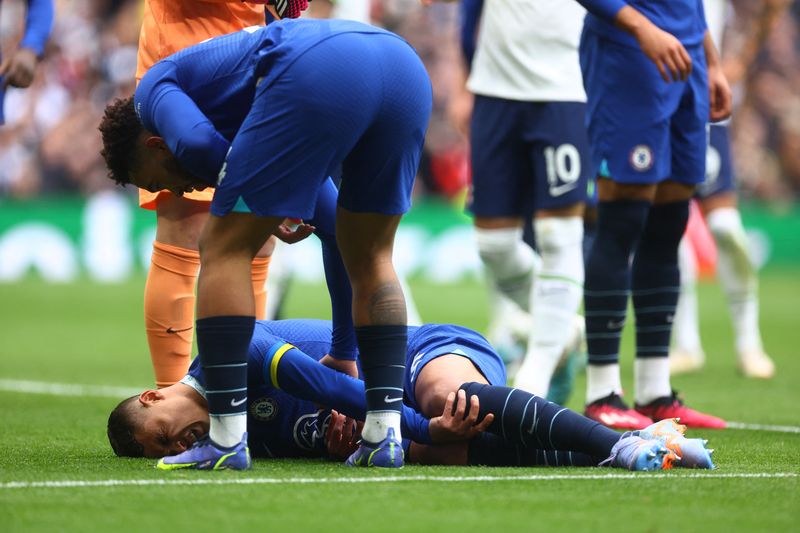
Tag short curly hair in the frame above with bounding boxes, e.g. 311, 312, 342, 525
99, 96, 143, 186
107, 395, 145, 458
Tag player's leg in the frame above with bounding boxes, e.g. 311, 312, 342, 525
470, 96, 537, 312
143, 191, 274, 389
408, 438, 601, 467
404, 325, 668, 469
332, 33, 431, 467
157, 212, 279, 471
578, 31, 684, 429
704, 195, 773, 377
513, 102, 590, 401
513, 204, 584, 399
144, 193, 208, 389
458, 383, 673, 470
582, 178, 655, 430
335, 208, 409, 445
633, 54, 725, 428
630, 180, 694, 407
700, 125, 773, 377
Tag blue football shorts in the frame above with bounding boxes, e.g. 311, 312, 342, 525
696, 123, 735, 198
580, 30, 709, 186
469, 97, 592, 216
404, 324, 507, 412
211, 31, 432, 219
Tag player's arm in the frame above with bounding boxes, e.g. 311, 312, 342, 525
704, 29, 732, 122
305, 178, 359, 367
576, 0, 693, 82
0, 0, 54, 88
135, 61, 230, 185
446, 0, 482, 138
267, 342, 434, 443
459, 0, 483, 67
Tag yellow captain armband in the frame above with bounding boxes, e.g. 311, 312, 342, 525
269, 343, 296, 389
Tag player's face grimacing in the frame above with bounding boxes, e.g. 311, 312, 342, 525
131, 134, 209, 198
133, 388, 210, 458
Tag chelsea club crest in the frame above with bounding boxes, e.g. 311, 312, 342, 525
250, 397, 278, 421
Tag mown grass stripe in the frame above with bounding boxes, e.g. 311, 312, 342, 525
2, 472, 797, 490
726, 422, 800, 434
0, 379, 141, 398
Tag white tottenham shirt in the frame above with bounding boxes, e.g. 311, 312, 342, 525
467, 0, 587, 102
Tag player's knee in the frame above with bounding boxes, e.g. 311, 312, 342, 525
418, 382, 455, 418
594, 201, 650, 244
474, 226, 536, 276
642, 201, 690, 247
475, 226, 520, 261
535, 216, 584, 280
707, 207, 747, 252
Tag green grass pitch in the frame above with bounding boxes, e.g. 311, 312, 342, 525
1, 271, 798, 532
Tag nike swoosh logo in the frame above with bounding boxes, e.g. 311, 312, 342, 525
549, 182, 579, 197
166, 326, 192, 334
384, 396, 404, 403
231, 397, 247, 407
606, 319, 625, 330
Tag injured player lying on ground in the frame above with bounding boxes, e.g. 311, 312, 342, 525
107, 319, 715, 471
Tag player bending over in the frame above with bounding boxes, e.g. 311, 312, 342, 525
100, 19, 433, 469
108, 319, 715, 471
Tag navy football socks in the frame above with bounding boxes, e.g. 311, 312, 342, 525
196, 316, 255, 418
459, 383, 621, 459
468, 432, 600, 467
356, 324, 407, 415
584, 200, 650, 366
632, 201, 690, 359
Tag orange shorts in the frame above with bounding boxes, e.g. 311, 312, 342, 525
138, 188, 215, 210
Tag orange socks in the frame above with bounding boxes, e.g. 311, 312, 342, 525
144, 242, 272, 388
144, 242, 201, 388
251, 255, 271, 321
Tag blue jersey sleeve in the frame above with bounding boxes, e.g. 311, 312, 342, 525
306, 178, 357, 361
576, 0, 628, 23
267, 341, 432, 444
134, 60, 231, 186
459, 0, 483, 67
20, 0, 54, 56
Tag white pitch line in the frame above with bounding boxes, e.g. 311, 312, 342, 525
2, 379, 800, 434
1, 472, 797, 490
726, 422, 800, 434
0, 379, 142, 398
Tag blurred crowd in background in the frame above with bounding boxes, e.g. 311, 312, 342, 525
0, 0, 797, 203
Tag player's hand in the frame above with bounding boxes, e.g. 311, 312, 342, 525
0, 48, 39, 89
428, 389, 494, 443
250, 0, 309, 19
274, 219, 315, 244
319, 354, 359, 378
634, 24, 692, 82
616, 6, 691, 82
708, 61, 732, 122
325, 409, 362, 460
